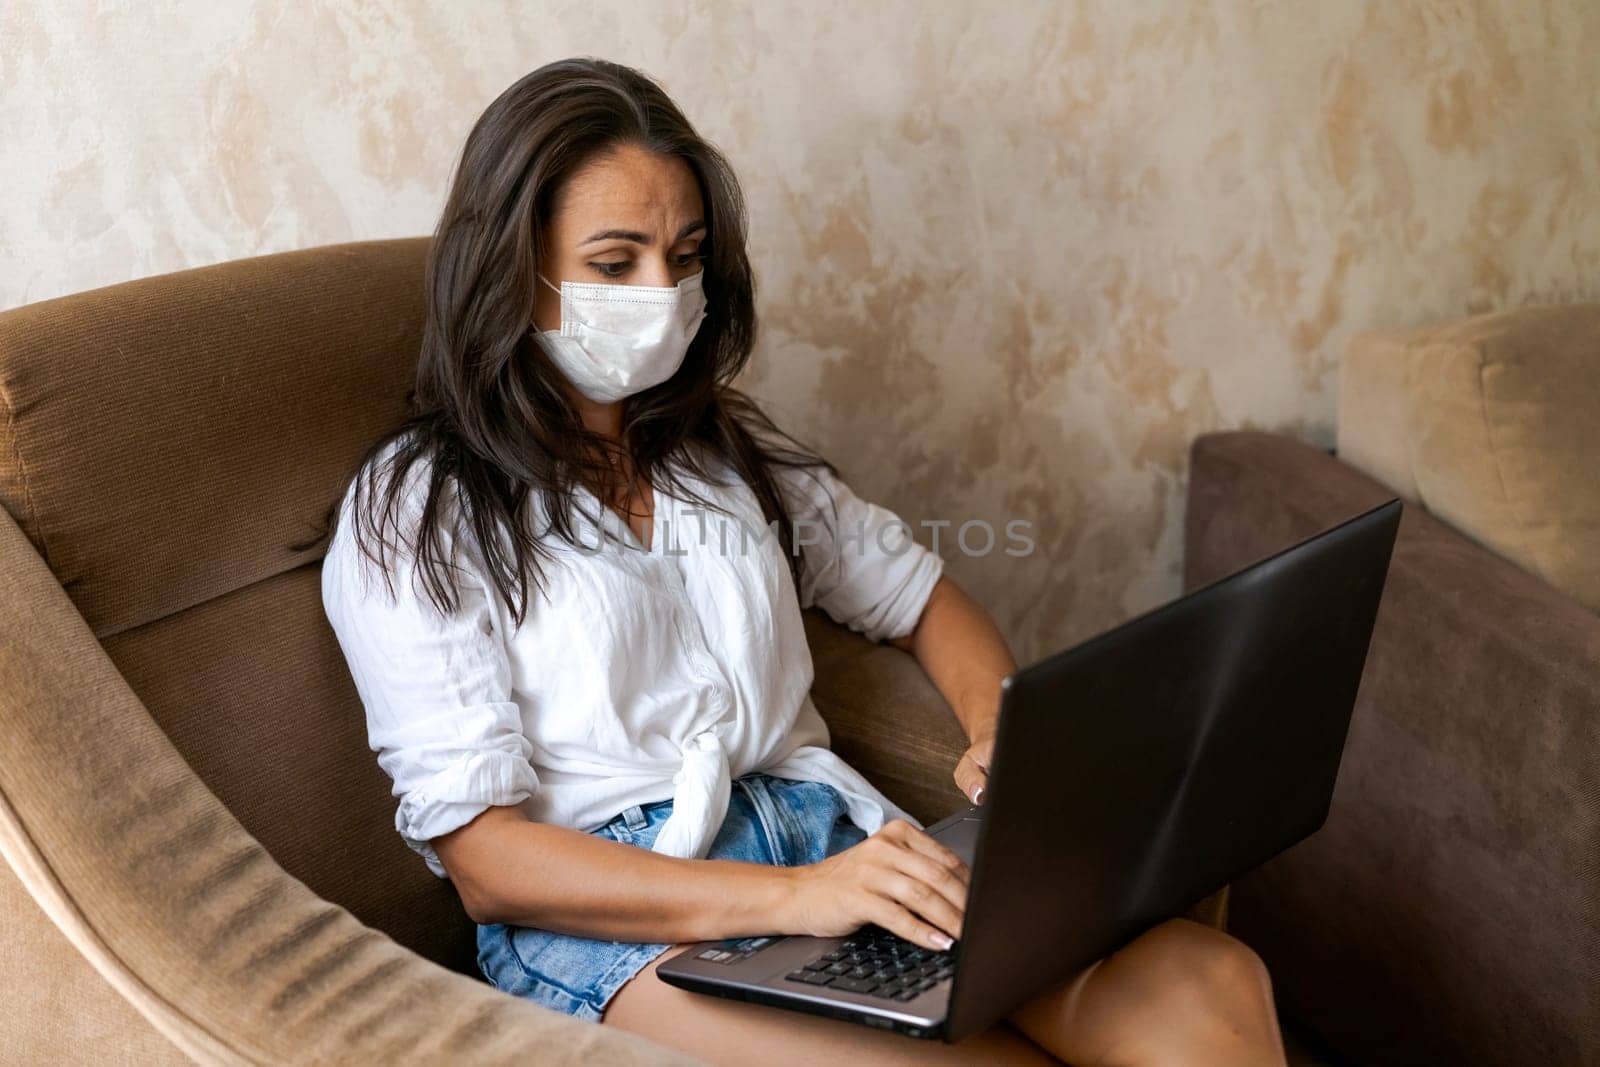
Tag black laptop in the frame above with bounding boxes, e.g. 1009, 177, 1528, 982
656, 498, 1402, 1042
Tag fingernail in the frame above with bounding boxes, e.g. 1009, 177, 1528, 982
973, 786, 985, 805
933, 932, 954, 950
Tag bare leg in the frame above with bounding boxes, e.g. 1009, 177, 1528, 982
605, 918, 1284, 1066
603, 943, 1060, 1065
1006, 918, 1286, 1066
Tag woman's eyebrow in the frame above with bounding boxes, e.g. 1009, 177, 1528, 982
581, 219, 707, 246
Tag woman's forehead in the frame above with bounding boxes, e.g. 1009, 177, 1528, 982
554, 145, 704, 237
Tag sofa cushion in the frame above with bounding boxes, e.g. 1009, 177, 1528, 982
1338, 304, 1600, 613
0, 238, 427, 641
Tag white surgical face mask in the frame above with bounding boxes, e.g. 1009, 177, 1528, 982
530, 269, 708, 404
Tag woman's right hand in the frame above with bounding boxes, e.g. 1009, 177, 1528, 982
780, 818, 969, 951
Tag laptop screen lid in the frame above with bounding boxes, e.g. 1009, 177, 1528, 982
942, 499, 1401, 1043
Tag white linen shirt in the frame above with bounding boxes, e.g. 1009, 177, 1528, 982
320, 436, 945, 879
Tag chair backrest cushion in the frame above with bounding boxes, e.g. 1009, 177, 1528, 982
1338, 304, 1600, 614
0, 238, 426, 637
0, 238, 481, 974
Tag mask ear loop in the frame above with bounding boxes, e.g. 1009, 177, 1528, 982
533, 272, 564, 335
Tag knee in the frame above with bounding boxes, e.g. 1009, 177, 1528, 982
1014, 921, 1281, 1066
1148, 920, 1275, 1026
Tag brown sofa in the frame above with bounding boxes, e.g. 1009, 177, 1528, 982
0, 238, 1224, 1063
1184, 308, 1600, 1065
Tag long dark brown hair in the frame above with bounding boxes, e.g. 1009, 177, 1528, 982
294, 57, 836, 624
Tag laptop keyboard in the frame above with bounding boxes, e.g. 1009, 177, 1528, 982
783, 925, 955, 1002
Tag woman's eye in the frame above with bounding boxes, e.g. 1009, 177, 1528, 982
585, 252, 703, 279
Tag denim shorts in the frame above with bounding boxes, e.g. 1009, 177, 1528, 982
475, 771, 870, 1022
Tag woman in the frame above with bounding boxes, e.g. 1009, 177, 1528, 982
318, 57, 1286, 1065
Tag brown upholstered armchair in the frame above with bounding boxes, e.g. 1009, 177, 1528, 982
0, 239, 1222, 1063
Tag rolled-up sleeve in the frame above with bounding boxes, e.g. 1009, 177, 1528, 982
777, 462, 945, 644
320, 467, 539, 880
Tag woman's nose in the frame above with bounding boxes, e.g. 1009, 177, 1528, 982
635, 257, 675, 288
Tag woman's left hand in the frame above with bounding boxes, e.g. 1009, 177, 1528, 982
953, 730, 995, 806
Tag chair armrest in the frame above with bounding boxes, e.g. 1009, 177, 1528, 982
0, 508, 703, 1066
1187, 431, 1600, 1064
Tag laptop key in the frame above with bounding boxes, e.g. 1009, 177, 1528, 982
829, 976, 879, 994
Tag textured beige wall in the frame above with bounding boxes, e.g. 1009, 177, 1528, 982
4, 2, 1598, 661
